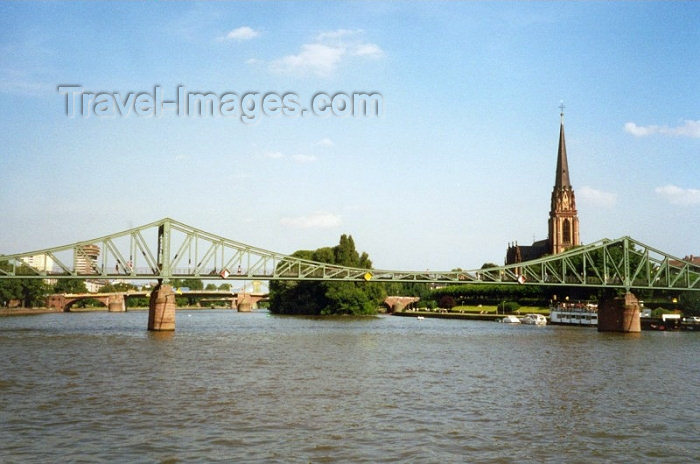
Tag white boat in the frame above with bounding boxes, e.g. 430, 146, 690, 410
500, 315, 521, 324
549, 305, 597, 326
520, 314, 547, 326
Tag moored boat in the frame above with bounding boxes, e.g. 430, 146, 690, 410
520, 313, 547, 326
549, 304, 597, 327
500, 315, 521, 324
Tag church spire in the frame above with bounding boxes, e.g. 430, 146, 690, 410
549, 103, 580, 255
555, 103, 571, 188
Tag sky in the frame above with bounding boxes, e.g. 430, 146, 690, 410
0, 1, 698, 272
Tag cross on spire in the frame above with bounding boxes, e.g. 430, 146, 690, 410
559, 101, 565, 122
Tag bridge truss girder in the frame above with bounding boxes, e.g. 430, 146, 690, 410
0, 218, 698, 292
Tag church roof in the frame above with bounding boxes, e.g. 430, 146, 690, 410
555, 112, 571, 188
519, 239, 550, 261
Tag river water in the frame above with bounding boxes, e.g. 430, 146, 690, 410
0, 310, 697, 463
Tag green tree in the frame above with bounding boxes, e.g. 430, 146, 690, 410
269, 235, 385, 315
99, 282, 135, 293
0, 278, 22, 306
19, 279, 48, 307
54, 279, 88, 294
171, 279, 203, 290
0, 263, 49, 307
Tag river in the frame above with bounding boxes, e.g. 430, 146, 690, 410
1, 310, 697, 463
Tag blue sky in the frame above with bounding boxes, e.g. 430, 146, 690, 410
1, 1, 698, 271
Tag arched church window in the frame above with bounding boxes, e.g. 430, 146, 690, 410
563, 219, 571, 244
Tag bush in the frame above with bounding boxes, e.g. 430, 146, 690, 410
439, 295, 456, 309
502, 301, 520, 313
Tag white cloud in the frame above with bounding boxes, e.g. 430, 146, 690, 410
315, 137, 334, 148
668, 120, 700, 138
654, 185, 700, 205
624, 122, 655, 137
280, 212, 341, 229
263, 151, 284, 159
270, 43, 345, 77
578, 186, 617, 208
624, 120, 700, 138
291, 154, 317, 163
352, 43, 384, 58
224, 26, 259, 41
269, 29, 383, 77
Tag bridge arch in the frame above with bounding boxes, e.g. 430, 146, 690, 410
63, 296, 109, 312
48, 293, 126, 312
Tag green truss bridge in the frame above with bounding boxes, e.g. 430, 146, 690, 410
1, 218, 699, 293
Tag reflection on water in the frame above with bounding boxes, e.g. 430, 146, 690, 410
1, 311, 698, 463
148, 330, 175, 341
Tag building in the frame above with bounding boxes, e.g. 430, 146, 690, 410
21, 254, 56, 273
20, 254, 58, 286
506, 108, 581, 265
75, 244, 100, 274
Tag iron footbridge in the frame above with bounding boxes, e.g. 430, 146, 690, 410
1, 218, 698, 292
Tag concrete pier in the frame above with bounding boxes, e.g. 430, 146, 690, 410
598, 292, 641, 333
148, 284, 176, 331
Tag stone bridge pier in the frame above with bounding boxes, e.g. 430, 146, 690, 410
597, 292, 641, 333
148, 284, 175, 331
234, 294, 266, 312
107, 294, 126, 312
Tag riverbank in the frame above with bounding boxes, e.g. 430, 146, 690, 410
0, 306, 245, 316
0, 308, 61, 317
394, 310, 505, 322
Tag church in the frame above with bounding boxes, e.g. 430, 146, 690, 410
505, 109, 581, 265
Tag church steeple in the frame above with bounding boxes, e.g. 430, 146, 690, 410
548, 103, 580, 255
504, 106, 583, 266
555, 105, 571, 188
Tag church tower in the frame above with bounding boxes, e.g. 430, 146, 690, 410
548, 106, 580, 254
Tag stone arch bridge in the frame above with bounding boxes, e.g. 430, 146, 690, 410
47, 291, 268, 312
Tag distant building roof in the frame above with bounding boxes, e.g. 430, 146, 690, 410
669, 255, 700, 267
